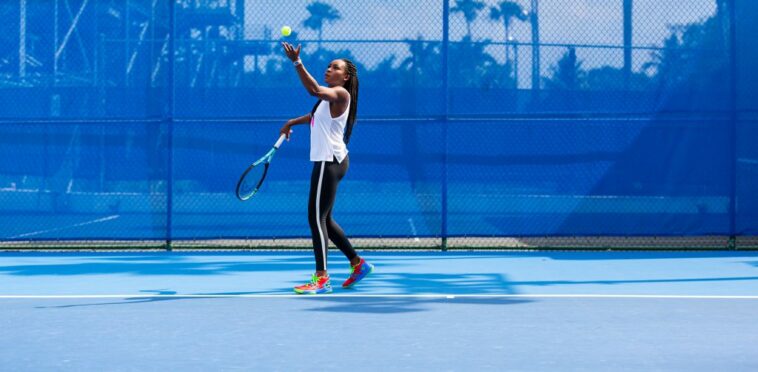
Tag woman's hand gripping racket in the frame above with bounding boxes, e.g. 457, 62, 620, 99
235, 134, 287, 201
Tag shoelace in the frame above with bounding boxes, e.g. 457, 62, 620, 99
298, 274, 318, 288
349, 263, 362, 277
310, 274, 329, 286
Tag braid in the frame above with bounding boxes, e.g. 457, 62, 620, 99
341, 59, 359, 144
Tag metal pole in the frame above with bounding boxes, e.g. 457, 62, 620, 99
623, 0, 633, 91
19, 0, 26, 78
530, 0, 540, 94
727, 0, 737, 248
54, 0, 59, 82
513, 42, 519, 88
125, 0, 130, 86
166, 0, 176, 251
441, 0, 449, 251
93, 0, 97, 87
150, 0, 156, 87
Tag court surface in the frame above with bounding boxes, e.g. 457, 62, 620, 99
2, 250, 758, 370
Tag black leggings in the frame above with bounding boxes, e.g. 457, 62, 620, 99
309, 155, 356, 271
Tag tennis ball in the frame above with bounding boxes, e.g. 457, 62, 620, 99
281, 26, 292, 37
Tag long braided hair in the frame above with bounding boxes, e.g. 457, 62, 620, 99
310, 59, 359, 144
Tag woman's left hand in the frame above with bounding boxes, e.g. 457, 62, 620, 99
279, 123, 293, 140
282, 42, 301, 62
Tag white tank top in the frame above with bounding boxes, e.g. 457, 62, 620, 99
310, 97, 350, 163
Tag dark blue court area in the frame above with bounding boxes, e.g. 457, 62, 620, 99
2, 251, 757, 370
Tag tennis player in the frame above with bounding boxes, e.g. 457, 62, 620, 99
280, 42, 374, 294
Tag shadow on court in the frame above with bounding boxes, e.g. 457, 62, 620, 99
297, 296, 533, 314
0, 252, 504, 276
5, 252, 758, 315
35, 293, 534, 314
3, 251, 756, 278
0, 254, 319, 276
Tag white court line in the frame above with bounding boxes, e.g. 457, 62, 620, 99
1, 294, 758, 300
7, 215, 120, 239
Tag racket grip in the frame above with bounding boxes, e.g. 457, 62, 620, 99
274, 133, 286, 149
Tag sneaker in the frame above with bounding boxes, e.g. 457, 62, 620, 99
294, 274, 332, 294
342, 258, 374, 288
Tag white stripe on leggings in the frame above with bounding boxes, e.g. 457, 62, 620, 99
315, 161, 327, 270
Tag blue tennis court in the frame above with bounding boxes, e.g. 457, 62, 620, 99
2, 251, 758, 370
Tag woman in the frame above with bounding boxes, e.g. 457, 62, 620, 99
279, 42, 374, 294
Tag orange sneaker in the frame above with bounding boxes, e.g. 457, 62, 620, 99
342, 258, 374, 288
293, 274, 332, 294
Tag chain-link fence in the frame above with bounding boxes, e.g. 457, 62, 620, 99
0, 0, 756, 250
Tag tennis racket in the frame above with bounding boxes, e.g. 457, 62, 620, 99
235, 134, 287, 201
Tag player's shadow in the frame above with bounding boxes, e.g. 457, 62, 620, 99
33, 289, 279, 309
284, 271, 528, 313
35, 271, 525, 312
0, 253, 324, 276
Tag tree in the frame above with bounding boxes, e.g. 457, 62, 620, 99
399, 36, 441, 87
585, 66, 651, 91
545, 47, 585, 91
302, 1, 341, 50
489, 1, 528, 64
644, 15, 728, 92
641, 9, 730, 113
449, 36, 512, 89
542, 47, 585, 110
451, 0, 486, 39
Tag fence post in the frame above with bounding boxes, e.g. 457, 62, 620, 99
166, 0, 176, 251
441, 0, 449, 252
623, 0, 632, 91
727, 0, 738, 249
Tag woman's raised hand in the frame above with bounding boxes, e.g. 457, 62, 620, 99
282, 42, 301, 62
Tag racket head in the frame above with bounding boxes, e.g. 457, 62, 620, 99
235, 160, 270, 201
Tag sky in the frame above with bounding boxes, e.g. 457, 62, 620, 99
240, 0, 718, 87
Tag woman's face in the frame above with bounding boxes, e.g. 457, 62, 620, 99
324, 59, 350, 87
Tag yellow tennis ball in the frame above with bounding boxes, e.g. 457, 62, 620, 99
281, 26, 292, 37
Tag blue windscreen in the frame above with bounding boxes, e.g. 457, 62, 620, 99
0, 0, 755, 242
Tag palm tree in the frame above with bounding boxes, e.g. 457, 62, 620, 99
449, 36, 507, 88
546, 47, 585, 91
544, 47, 585, 110
489, 1, 528, 64
399, 36, 441, 87
302, 1, 341, 50
451, 0, 486, 39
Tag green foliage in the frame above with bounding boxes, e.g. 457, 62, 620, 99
452, 0, 486, 38
398, 38, 443, 87
489, 1, 528, 37
545, 47, 585, 90
644, 12, 729, 91
586, 66, 651, 91
303, 1, 342, 48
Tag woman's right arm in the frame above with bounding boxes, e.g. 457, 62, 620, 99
280, 113, 311, 139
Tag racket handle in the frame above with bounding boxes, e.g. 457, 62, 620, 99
274, 133, 286, 149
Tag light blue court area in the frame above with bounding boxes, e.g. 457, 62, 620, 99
2, 251, 758, 371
